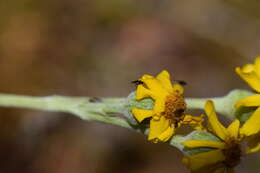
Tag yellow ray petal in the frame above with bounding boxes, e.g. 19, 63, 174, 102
135, 85, 154, 100
182, 149, 225, 171
152, 97, 166, 117
156, 70, 173, 91
172, 84, 184, 94
235, 66, 260, 92
205, 101, 228, 140
235, 94, 260, 108
158, 126, 175, 142
254, 57, 260, 77
141, 77, 168, 96
182, 140, 225, 149
246, 134, 260, 153
240, 107, 260, 136
140, 74, 153, 80
182, 114, 205, 130
148, 116, 171, 141
227, 120, 240, 139
131, 109, 153, 122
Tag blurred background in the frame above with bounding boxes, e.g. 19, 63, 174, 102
0, 0, 260, 172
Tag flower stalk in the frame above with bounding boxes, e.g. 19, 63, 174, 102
186, 89, 253, 120
0, 88, 255, 173
0, 89, 252, 129
0, 94, 131, 129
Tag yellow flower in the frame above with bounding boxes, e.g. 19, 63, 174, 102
235, 57, 260, 152
131, 70, 204, 142
235, 57, 260, 92
182, 101, 260, 172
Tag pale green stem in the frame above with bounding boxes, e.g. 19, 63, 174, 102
186, 97, 234, 119
0, 89, 254, 152
0, 89, 253, 130
0, 94, 131, 129
0, 90, 252, 125
186, 89, 253, 119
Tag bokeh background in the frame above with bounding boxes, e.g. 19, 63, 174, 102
0, 0, 260, 172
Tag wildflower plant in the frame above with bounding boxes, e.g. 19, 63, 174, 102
0, 57, 260, 172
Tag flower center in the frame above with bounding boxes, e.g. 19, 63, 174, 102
164, 92, 186, 127
222, 137, 242, 168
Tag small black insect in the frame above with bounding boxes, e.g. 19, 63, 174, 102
131, 80, 144, 85
174, 80, 187, 86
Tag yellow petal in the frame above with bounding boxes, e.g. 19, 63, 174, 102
172, 84, 184, 94
182, 140, 225, 149
253, 56, 260, 77
135, 85, 154, 100
235, 94, 260, 108
153, 97, 166, 115
131, 109, 153, 122
158, 126, 175, 142
156, 70, 173, 91
182, 114, 205, 130
246, 134, 260, 153
182, 149, 225, 171
240, 107, 260, 136
148, 116, 172, 141
182, 114, 204, 123
205, 101, 228, 140
140, 74, 153, 80
142, 77, 168, 96
227, 120, 240, 139
236, 65, 260, 92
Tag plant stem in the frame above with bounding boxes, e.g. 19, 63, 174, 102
0, 94, 130, 129
0, 89, 252, 130
186, 89, 253, 119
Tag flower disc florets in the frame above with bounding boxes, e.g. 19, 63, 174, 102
223, 137, 242, 168
164, 93, 186, 127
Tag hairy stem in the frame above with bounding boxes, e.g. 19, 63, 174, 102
0, 94, 131, 129
186, 89, 253, 119
0, 89, 254, 151
0, 89, 253, 129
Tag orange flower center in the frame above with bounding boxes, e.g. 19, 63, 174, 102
222, 137, 242, 168
164, 92, 186, 127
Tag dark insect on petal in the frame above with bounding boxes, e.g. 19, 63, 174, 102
174, 80, 187, 86
131, 80, 144, 85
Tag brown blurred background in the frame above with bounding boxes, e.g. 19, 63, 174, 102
0, 0, 260, 172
